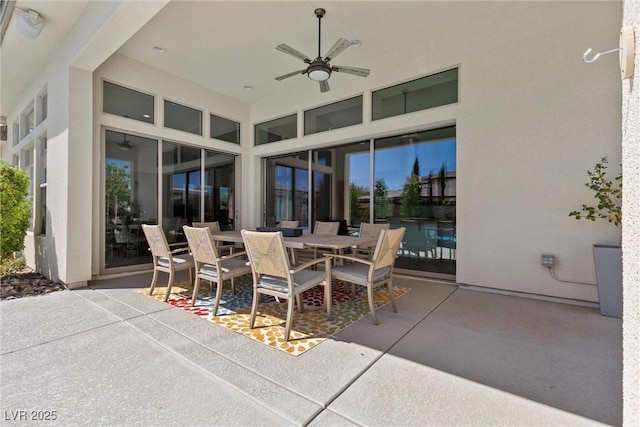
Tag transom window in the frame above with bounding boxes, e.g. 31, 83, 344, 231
372, 68, 458, 121
103, 81, 155, 124
255, 114, 297, 145
164, 100, 203, 135
304, 96, 363, 136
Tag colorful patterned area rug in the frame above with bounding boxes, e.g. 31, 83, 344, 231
139, 277, 410, 356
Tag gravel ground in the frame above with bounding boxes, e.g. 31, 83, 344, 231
1, 267, 67, 301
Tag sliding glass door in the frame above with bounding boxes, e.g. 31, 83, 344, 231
374, 127, 456, 275
105, 130, 158, 268
162, 143, 201, 243
104, 131, 236, 271
263, 126, 456, 277
204, 151, 235, 230
265, 152, 309, 228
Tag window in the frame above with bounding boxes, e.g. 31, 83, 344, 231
164, 100, 202, 135
20, 105, 35, 140
21, 145, 34, 230
37, 90, 47, 125
304, 96, 363, 135
372, 68, 458, 121
210, 114, 240, 144
103, 81, 154, 124
12, 121, 18, 146
255, 114, 297, 145
37, 136, 47, 234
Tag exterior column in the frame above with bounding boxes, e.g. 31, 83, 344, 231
63, 67, 93, 287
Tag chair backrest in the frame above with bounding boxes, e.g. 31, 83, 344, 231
141, 224, 171, 258
241, 230, 291, 279
279, 220, 299, 229
313, 221, 340, 236
359, 222, 390, 239
371, 227, 406, 271
193, 221, 221, 234
183, 225, 219, 266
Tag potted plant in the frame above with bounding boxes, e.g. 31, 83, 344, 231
569, 157, 622, 318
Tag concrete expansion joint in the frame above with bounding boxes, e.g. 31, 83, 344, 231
0, 321, 119, 357
73, 287, 150, 321
126, 313, 314, 425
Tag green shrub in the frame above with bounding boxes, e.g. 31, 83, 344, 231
0, 256, 26, 278
569, 157, 622, 227
0, 160, 32, 260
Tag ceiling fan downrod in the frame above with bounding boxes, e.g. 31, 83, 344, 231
315, 8, 325, 59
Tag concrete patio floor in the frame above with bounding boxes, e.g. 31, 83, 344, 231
0, 272, 622, 426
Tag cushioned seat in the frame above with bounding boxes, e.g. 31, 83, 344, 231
183, 225, 252, 314
241, 229, 330, 341
141, 224, 194, 302
325, 227, 405, 325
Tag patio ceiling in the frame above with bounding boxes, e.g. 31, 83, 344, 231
114, 0, 452, 105
2, 0, 506, 114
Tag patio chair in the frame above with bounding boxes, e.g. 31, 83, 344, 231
241, 229, 331, 341
325, 227, 406, 325
141, 224, 195, 302
310, 220, 340, 260
183, 226, 251, 313
192, 221, 235, 254
353, 222, 390, 259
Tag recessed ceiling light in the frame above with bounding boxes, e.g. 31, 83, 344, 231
350, 40, 362, 48
153, 46, 167, 53
143, 114, 151, 118
243, 85, 253, 90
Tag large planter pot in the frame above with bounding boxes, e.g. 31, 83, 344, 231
593, 244, 622, 318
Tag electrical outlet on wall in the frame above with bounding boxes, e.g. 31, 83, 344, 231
541, 254, 556, 267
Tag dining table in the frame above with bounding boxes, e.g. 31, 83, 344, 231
209, 230, 378, 264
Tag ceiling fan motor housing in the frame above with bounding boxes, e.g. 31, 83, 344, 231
307, 58, 331, 81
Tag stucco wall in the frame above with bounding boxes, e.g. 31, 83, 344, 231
622, 2, 640, 424
249, 1, 623, 303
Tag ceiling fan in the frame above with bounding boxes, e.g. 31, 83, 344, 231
274, 8, 370, 93
116, 134, 134, 151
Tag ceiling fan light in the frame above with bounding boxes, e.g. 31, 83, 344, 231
307, 64, 330, 81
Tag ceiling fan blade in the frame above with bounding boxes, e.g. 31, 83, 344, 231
323, 37, 351, 61
276, 44, 311, 63
319, 80, 330, 93
332, 65, 371, 77
275, 69, 307, 81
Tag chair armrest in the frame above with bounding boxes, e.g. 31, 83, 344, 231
324, 253, 373, 267
169, 246, 190, 255
169, 242, 189, 248
219, 251, 247, 261
290, 257, 329, 273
